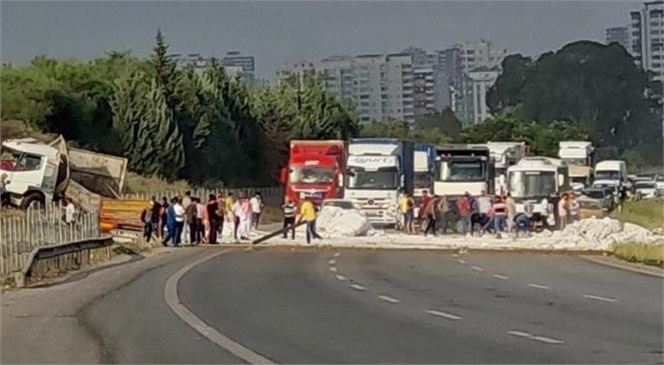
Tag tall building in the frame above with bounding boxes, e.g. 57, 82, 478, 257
277, 53, 416, 124
606, 26, 630, 50
222, 51, 256, 84
455, 67, 500, 125
172, 53, 243, 78
629, 0, 664, 81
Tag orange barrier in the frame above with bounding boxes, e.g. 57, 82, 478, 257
99, 198, 148, 232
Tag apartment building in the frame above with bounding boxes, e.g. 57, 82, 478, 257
277, 54, 416, 124
172, 53, 243, 77
606, 26, 630, 50
454, 67, 500, 125
629, 0, 664, 82
222, 51, 256, 84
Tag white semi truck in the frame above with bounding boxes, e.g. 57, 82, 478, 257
506, 157, 569, 224
433, 144, 493, 198
470, 142, 528, 195
344, 138, 414, 226
557, 141, 594, 190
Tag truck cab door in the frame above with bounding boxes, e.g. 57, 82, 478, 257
5, 153, 46, 195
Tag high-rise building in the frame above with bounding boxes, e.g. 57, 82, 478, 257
222, 51, 256, 84
171, 53, 243, 78
606, 26, 630, 50
277, 53, 416, 124
455, 67, 500, 125
629, 0, 664, 81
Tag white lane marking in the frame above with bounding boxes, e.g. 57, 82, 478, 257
377, 295, 400, 303
452, 253, 459, 257
471, 266, 484, 272
329, 266, 338, 272
582, 294, 617, 303
333, 252, 341, 257
335, 274, 347, 281
492, 274, 509, 280
164, 250, 276, 364
507, 330, 532, 338
328, 259, 336, 265
425, 310, 463, 320
527, 283, 550, 290
350, 284, 366, 291
457, 259, 467, 264
531, 336, 565, 345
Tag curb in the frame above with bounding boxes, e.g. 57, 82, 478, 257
580, 255, 664, 278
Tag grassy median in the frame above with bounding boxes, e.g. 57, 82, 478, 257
610, 198, 664, 267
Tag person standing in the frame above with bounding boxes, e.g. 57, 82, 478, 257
225, 193, 236, 238
181, 191, 192, 244
437, 195, 451, 234
558, 193, 569, 230
140, 202, 154, 243
206, 194, 219, 244
477, 190, 492, 235
195, 197, 205, 244
422, 195, 439, 237
403, 193, 415, 234
239, 194, 252, 240
159, 196, 169, 239
216, 193, 225, 236
150, 196, 162, 239
282, 196, 297, 239
63, 198, 77, 225
173, 197, 186, 246
162, 197, 177, 247
456, 192, 473, 236
297, 197, 322, 244
505, 193, 517, 233
232, 194, 244, 241
250, 193, 264, 229
418, 190, 432, 220
492, 196, 507, 237
185, 197, 198, 245
569, 193, 580, 223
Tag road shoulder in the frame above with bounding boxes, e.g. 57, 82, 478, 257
580, 254, 664, 278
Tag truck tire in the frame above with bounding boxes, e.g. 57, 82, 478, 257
20, 192, 45, 210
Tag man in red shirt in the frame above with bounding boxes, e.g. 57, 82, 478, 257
419, 190, 433, 218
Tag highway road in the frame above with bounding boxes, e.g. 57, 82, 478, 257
76, 248, 663, 364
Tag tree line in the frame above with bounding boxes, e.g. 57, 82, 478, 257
2, 36, 661, 187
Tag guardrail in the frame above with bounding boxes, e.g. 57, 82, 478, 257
16, 236, 114, 287
0, 202, 101, 279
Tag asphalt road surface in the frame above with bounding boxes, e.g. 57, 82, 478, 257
79, 248, 662, 364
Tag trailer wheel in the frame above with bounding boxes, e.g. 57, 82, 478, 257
20, 192, 45, 210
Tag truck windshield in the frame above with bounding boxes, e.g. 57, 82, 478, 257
440, 161, 486, 182
562, 158, 587, 165
508, 171, 557, 198
414, 171, 431, 189
289, 166, 334, 185
348, 169, 398, 190
595, 170, 620, 180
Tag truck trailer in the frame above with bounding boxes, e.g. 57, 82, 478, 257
413, 143, 437, 217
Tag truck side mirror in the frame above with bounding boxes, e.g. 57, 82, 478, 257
280, 167, 287, 184
400, 174, 405, 186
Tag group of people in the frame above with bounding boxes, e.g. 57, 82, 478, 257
280, 196, 321, 244
141, 191, 264, 246
400, 190, 520, 238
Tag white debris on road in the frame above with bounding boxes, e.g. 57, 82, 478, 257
258, 213, 662, 251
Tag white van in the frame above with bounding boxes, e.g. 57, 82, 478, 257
593, 160, 628, 188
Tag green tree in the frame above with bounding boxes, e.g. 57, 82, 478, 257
414, 108, 462, 141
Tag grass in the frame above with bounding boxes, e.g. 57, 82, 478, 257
123, 172, 191, 194
610, 198, 664, 230
612, 243, 664, 268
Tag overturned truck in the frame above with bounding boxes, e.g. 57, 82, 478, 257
0, 136, 127, 211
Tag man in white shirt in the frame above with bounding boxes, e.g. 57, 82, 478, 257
477, 190, 492, 233
181, 191, 192, 244
173, 198, 186, 246
232, 196, 244, 241
250, 193, 263, 229
64, 198, 76, 224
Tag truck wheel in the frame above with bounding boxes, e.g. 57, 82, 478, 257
20, 192, 45, 210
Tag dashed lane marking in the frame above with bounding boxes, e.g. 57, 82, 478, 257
329, 266, 338, 272
492, 274, 509, 280
582, 294, 617, 303
350, 284, 366, 291
377, 295, 400, 303
452, 253, 459, 257
471, 266, 484, 271
335, 274, 347, 281
527, 283, 550, 290
457, 259, 467, 264
507, 330, 565, 345
425, 310, 463, 320
328, 259, 336, 265
333, 253, 341, 257
531, 336, 565, 344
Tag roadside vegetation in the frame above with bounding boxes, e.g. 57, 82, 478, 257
610, 198, 664, 268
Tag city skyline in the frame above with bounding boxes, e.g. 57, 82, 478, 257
1, 1, 636, 79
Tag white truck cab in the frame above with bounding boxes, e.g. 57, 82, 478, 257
593, 160, 628, 188
558, 141, 594, 190
507, 157, 569, 219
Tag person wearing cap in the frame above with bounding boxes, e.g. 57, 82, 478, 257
297, 196, 322, 244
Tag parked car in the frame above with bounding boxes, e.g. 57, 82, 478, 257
577, 197, 609, 219
635, 181, 659, 199
580, 188, 613, 210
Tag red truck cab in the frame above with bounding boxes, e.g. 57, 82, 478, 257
281, 140, 347, 207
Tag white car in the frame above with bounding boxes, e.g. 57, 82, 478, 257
635, 181, 659, 199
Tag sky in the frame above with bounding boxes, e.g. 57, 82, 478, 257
1, 0, 639, 79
